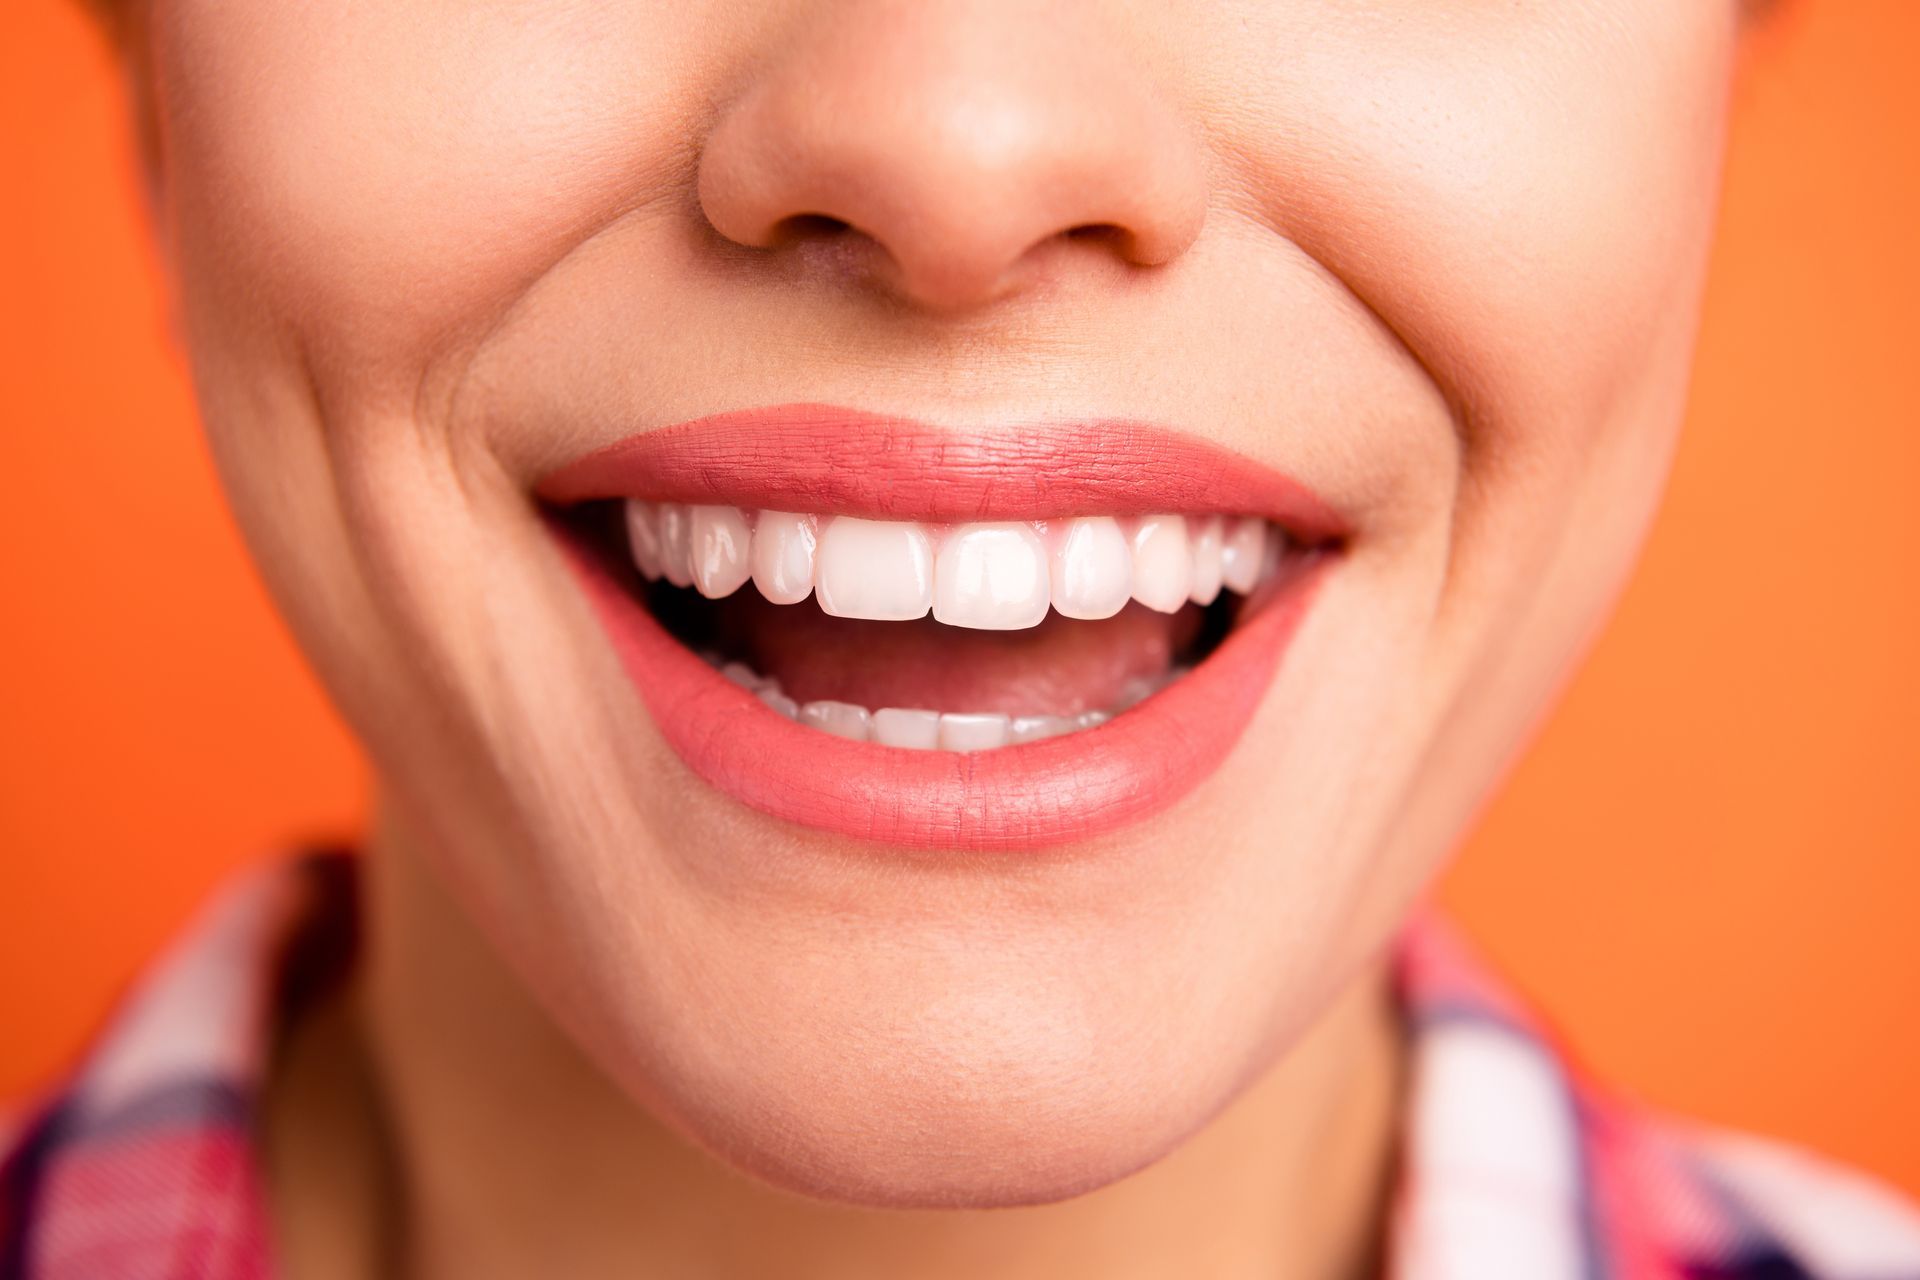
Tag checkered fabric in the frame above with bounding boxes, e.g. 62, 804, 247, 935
5, 854, 1918, 1279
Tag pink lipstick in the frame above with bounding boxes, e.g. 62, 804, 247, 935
541, 405, 1341, 851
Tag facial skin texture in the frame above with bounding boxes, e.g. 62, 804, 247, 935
130, 0, 1737, 1260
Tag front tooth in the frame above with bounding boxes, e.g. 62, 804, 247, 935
939, 712, 1010, 752
751, 511, 818, 605
815, 518, 933, 621
690, 505, 752, 598
1129, 514, 1192, 613
1009, 714, 1075, 744
1220, 517, 1266, 594
1189, 515, 1224, 605
933, 523, 1049, 630
799, 699, 871, 741
872, 707, 941, 749
758, 688, 799, 720
625, 500, 665, 581
1050, 517, 1131, 620
656, 503, 695, 588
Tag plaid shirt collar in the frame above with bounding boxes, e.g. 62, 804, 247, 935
6, 855, 1918, 1280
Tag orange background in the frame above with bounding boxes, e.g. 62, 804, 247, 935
4, 0, 1917, 1195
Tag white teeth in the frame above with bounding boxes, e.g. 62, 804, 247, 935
751, 511, 818, 605
938, 712, 1010, 752
1008, 714, 1076, 744
656, 503, 695, 589
933, 523, 1050, 630
758, 688, 799, 719
690, 505, 752, 599
1049, 516, 1132, 620
624, 501, 666, 581
623, 503, 1291, 627
871, 707, 942, 749
1189, 515, 1224, 606
1128, 514, 1192, 613
704, 655, 1194, 752
1220, 516, 1266, 595
799, 699, 871, 741
815, 517, 934, 621
720, 661, 763, 691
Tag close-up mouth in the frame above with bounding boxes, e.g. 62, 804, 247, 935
537, 405, 1348, 850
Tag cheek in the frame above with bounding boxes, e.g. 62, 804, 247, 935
149, 0, 714, 391
1219, 1, 1737, 446
1409, 14, 1734, 442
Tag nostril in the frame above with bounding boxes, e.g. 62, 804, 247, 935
1062, 222, 1139, 258
772, 212, 856, 245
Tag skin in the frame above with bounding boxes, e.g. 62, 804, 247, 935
108, 0, 1742, 1274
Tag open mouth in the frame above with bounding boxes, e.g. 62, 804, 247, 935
538, 406, 1344, 850
559, 501, 1311, 752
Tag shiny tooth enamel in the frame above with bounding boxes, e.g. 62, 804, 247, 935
872, 707, 942, 749
934, 523, 1050, 630
1008, 714, 1076, 744
1220, 516, 1265, 595
1189, 515, 1224, 606
758, 687, 799, 719
711, 655, 1195, 752
656, 503, 695, 589
751, 511, 818, 605
1128, 514, 1192, 613
624, 504, 1294, 626
690, 505, 752, 598
799, 699, 871, 741
625, 500, 666, 581
815, 517, 934, 621
1049, 516, 1131, 620
938, 712, 1010, 752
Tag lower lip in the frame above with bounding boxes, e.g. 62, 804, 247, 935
558, 530, 1325, 852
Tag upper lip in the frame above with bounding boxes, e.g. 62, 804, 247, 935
533, 403, 1349, 542
540, 403, 1344, 850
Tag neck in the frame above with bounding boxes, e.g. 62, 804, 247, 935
267, 815, 1407, 1280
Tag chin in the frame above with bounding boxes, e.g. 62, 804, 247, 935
626, 996, 1243, 1209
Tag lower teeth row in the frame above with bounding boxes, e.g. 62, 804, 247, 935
701, 653, 1188, 752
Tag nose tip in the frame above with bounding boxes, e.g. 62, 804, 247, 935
695, 7, 1209, 312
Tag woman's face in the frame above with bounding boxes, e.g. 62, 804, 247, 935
143, 0, 1735, 1204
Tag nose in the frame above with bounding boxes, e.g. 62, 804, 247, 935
696, 2, 1209, 312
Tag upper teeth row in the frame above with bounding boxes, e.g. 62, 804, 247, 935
624, 501, 1284, 629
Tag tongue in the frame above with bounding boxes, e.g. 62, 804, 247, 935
705, 593, 1202, 716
